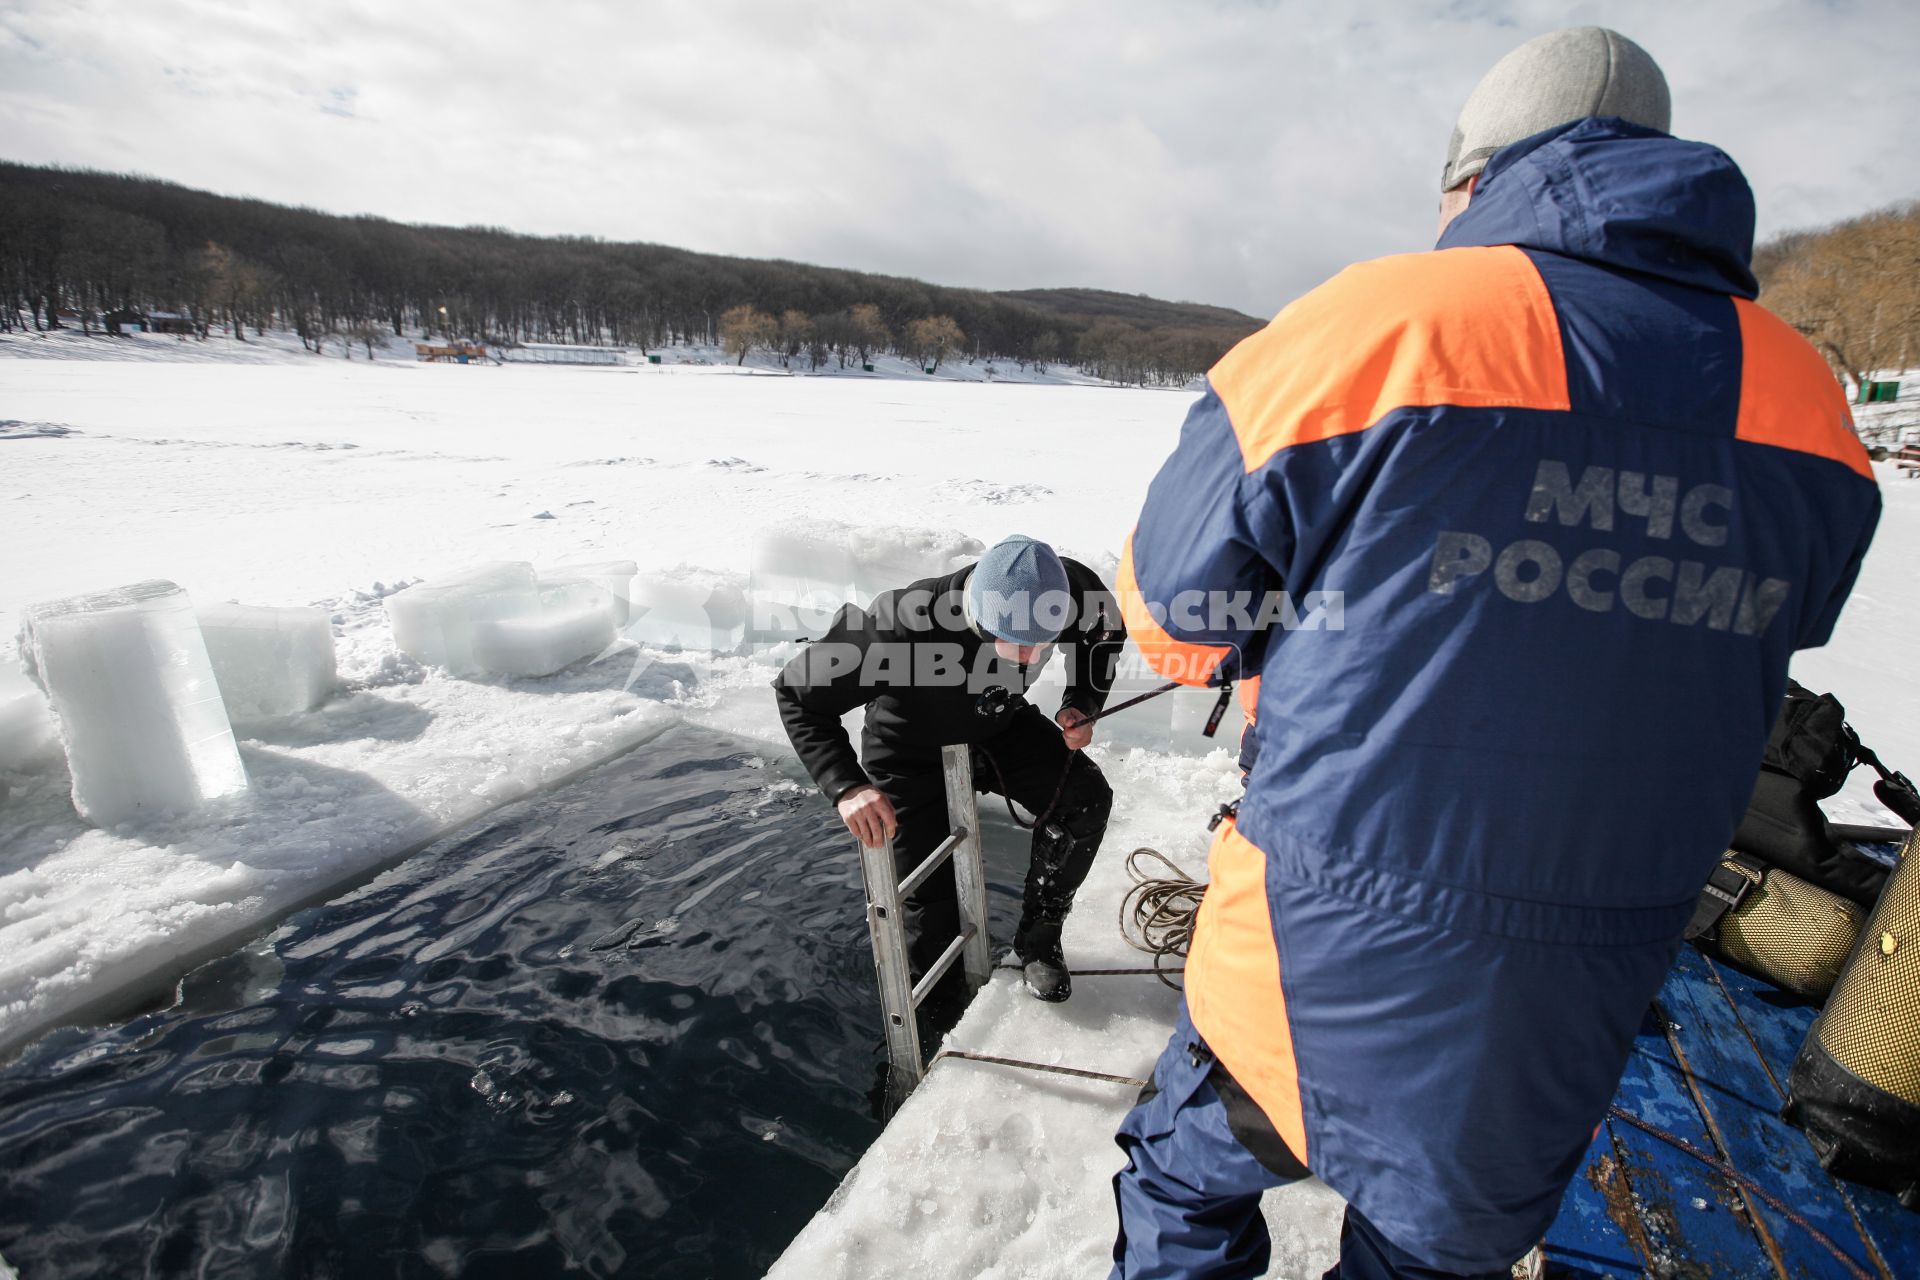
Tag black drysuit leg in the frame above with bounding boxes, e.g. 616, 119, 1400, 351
972, 704, 1113, 951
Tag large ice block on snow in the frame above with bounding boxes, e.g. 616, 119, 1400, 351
750, 527, 858, 639
384, 562, 541, 675
627, 572, 748, 653
470, 581, 617, 677
198, 602, 338, 722
847, 527, 986, 605
0, 664, 60, 771
544, 560, 638, 624
21, 580, 249, 825
751, 527, 857, 609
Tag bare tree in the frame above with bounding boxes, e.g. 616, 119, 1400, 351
719, 304, 776, 365
906, 314, 965, 372
777, 309, 811, 368
1759, 202, 1920, 395
849, 302, 888, 366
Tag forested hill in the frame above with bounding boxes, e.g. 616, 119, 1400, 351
1003, 287, 1268, 332
0, 161, 1263, 384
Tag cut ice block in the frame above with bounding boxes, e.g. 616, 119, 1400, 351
627, 573, 748, 653
384, 562, 540, 675
0, 664, 59, 771
847, 528, 985, 606
198, 602, 338, 722
21, 580, 248, 825
544, 560, 638, 624
750, 528, 857, 640
470, 581, 617, 677
750, 528, 856, 609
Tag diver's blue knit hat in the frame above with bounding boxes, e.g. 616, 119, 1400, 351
968, 535, 1071, 647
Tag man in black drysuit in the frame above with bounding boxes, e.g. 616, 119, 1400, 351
773, 535, 1123, 1010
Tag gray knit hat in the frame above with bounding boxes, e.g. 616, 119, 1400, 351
1442, 27, 1671, 191
968, 535, 1071, 647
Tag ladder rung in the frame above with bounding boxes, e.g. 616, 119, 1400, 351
896, 826, 967, 900
910, 924, 977, 1009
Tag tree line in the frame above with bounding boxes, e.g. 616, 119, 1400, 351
1755, 201, 1919, 395
0, 162, 1258, 385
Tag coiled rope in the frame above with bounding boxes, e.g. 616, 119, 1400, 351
1117, 846, 1205, 988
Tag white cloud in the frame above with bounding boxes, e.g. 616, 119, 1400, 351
1, 0, 1914, 317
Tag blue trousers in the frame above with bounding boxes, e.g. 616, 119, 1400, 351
1110, 1006, 1509, 1280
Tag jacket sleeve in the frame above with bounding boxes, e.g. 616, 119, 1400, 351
772, 603, 879, 804
1118, 383, 1286, 687
1060, 562, 1126, 721
1797, 488, 1881, 650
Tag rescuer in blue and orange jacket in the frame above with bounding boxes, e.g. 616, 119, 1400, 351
1108, 27, 1881, 1280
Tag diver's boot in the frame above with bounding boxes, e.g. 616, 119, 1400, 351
1014, 915, 1071, 1003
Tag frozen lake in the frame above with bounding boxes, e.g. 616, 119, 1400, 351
0, 356, 1190, 641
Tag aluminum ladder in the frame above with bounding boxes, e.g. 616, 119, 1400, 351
856, 744, 992, 1093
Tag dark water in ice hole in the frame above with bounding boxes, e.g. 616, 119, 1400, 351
0, 723, 1035, 1279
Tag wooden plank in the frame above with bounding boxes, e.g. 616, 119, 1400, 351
1706, 954, 1920, 1279
1600, 998, 1781, 1277
1663, 946, 1885, 1278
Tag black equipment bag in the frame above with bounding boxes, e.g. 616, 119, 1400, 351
1786, 829, 1920, 1209
1731, 681, 1917, 907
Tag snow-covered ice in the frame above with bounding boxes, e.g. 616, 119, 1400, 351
1, 335, 1914, 1275
197, 601, 338, 722
21, 579, 249, 826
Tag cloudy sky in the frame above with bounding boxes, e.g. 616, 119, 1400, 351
2, 0, 1914, 317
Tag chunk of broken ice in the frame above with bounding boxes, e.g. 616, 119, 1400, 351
544, 560, 638, 624
21, 579, 248, 825
750, 528, 856, 611
627, 572, 748, 653
383, 562, 540, 675
470, 580, 617, 677
198, 602, 339, 722
0, 663, 60, 772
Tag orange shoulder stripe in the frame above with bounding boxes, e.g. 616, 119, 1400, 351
1116, 533, 1228, 687
1733, 300, 1873, 480
1186, 818, 1308, 1164
1210, 246, 1570, 474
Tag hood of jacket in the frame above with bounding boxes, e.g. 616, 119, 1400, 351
1437, 116, 1758, 298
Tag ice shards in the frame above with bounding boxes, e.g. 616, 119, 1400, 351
21, 580, 249, 825
197, 603, 339, 722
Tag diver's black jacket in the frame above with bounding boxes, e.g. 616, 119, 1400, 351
773, 561, 1124, 803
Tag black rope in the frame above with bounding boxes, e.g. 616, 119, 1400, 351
974, 680, 1185, 834
975, 743, 1076, 833
992, 962, 1185, 977
933, 1048, 1149, 1089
